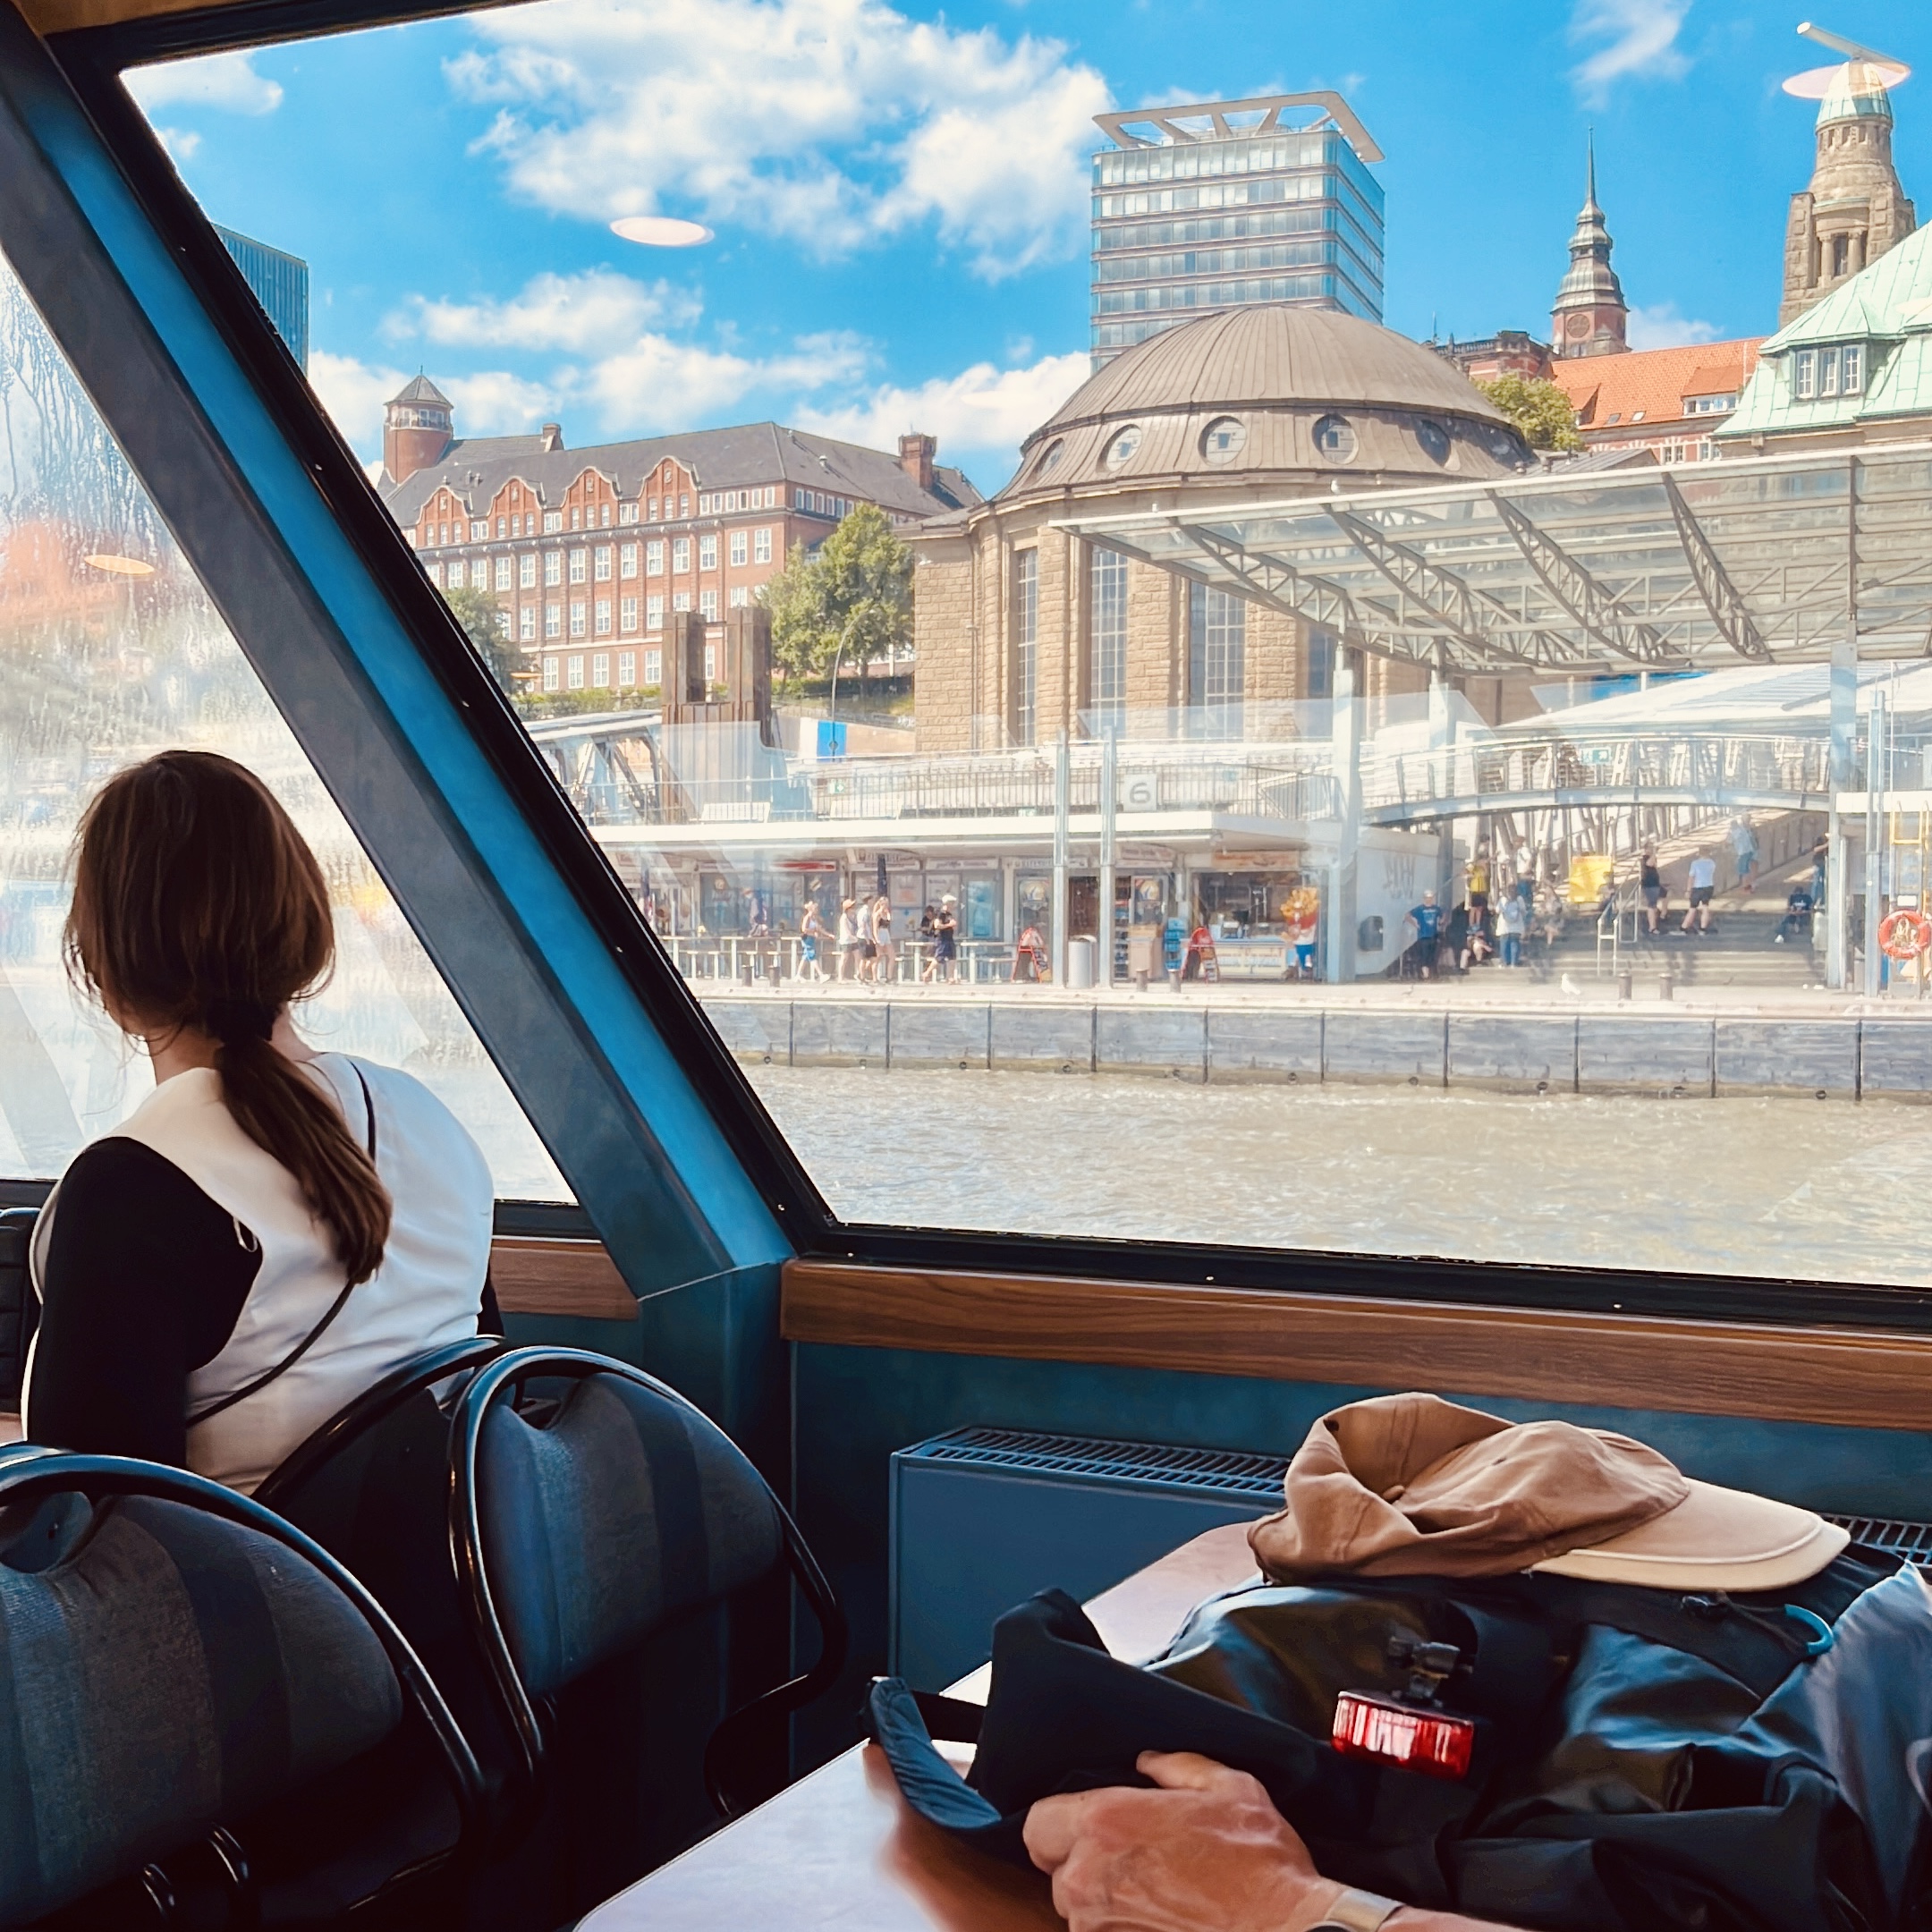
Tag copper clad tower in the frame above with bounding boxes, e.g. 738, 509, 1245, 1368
1551, 140, 1629, 359
383, 373, 454, 487
1781, 59, 1915, 325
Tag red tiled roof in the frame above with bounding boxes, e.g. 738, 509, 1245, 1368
1552, 339, 1764, 431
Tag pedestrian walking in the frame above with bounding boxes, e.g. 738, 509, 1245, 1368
1639, 843, 1665, 936
1404, 888, 1443, 979
836, 897, 861, 981
800, 900, 826, 980
931, 894, 959, 983
871, 894, 896, 985
1496, 889, 1527, 968
918, 902, 939, 981
1730, 816, 1760, 895
1681, 852, 1717, 935
1809, 835, 1828, 912
858, 901, 879, 982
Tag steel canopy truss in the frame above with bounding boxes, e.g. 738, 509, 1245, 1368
1054, 445, 1932, 678
1325, 507, 1590, 671
1487, 494, 1687, 670
1661, 473, 1769, 664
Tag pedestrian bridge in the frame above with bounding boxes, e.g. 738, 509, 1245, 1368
1360, 731, 1838, 827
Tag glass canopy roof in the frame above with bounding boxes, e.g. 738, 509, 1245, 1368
1053, 443, 1932, 675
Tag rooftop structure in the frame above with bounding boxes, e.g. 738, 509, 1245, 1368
1550, 141, 1629, 360
1552, 338, 1764, 462
911, 303, 1530, 753
1780, 40, 1916, 324
1724, 219, 1932, 448
1049, 439, 1932, 678
1089, 92, 1385, 366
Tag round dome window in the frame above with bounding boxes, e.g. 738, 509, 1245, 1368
1037, 437, 1065, 477
1199, 416, 1248, 467
1313, 414, 1359, 463
1103, 424, 1143, 470
1415, 419, 1452, 465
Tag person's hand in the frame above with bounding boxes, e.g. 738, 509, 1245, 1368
1022, 1750, 1343, 1932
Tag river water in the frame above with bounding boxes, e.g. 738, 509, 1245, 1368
747, 1065, 1932, 1289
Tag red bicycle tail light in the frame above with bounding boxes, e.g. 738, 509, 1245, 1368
1331, 1690, 1475, 1780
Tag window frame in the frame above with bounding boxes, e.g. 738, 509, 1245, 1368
28, 0, 1932, 1339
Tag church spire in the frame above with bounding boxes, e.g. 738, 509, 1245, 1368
1552, 135, 1629, 359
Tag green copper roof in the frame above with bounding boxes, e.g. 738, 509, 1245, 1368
1720, 221, 1932, 439
1817, 59, 1895, 128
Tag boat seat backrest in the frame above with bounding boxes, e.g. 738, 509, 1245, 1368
0, 1493, 403, 1923
0, 1208, 36, 1404
474, 1372, 783, 1702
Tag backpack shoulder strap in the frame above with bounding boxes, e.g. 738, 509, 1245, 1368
187, 1063, 378, 1429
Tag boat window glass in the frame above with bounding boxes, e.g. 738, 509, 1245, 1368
114, 15, 1932, 1291
0, 247, 567, 1199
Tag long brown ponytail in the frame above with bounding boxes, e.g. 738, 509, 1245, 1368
64, 750, 392, 1284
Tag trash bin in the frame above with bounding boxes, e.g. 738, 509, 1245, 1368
1066, 935, 1097, 990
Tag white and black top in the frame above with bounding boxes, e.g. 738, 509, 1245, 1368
24, 1053, 498, 1495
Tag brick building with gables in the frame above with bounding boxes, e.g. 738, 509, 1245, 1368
377, 377, 979, 695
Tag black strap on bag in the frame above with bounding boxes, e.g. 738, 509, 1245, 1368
188, 1063, 377, 1429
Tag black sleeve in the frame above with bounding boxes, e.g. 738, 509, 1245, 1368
479, 1267, 504, 1337
26, 1140, 260, 1468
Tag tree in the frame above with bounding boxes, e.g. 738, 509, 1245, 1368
761, 541, 833, 682
758, 503, 913, 699
1476, 373, 1584, 453
442, 583, 524, 692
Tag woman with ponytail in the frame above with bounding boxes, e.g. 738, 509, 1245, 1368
23, 750, 498, 1493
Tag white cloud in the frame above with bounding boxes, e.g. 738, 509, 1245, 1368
309, 351, 407, 458
310, 301, 875, 457
445, 0, 1108, 278
392, 269, 702, 355
127, 50, 284, 115
1626, 302, 1722, 350
152, 126, 201, 161
442, 370, 561, 435
1568, 0, 1690, 102
794, 349, 1089, 472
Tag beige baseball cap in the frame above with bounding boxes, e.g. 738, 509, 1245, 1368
1250, 1393, 1846, 1592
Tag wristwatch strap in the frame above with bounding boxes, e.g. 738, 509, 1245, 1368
1308, 1885, 1402, 1931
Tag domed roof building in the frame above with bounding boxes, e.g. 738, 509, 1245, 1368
911, 304, 1533, 752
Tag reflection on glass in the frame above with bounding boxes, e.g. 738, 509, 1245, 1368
123, 11, 1932, 1287
0, 260, 565, 1198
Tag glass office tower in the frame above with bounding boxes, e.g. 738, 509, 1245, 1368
214, 225, 309, 369
1090, 93, 1385, 363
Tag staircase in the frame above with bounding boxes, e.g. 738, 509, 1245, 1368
1524, 910, 1826, 992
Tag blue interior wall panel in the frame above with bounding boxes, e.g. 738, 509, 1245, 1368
792, 1339, 1932, 1766
890, 1447, 1273, 1690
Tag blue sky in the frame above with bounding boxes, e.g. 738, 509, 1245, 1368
128, 0, 1932, 495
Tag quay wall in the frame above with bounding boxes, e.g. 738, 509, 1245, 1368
701, 996, 1932, 1101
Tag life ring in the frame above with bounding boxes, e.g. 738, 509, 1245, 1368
1878, 910, 1932, 961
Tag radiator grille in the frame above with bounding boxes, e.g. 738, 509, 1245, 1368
904, 1431, 1932, 1564
905, 1428, 1289, 1500
1825, 1513, 1932, 1564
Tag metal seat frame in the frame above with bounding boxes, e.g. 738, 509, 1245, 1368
446, 1346, 848, 1826
0, 1445, 485, 1925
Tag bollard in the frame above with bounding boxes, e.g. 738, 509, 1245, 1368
1616, 970, 1632, 1002
1135, 970, 1149, 993
1168, 968, 1183, 994
1658, 973, 1674, 1001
